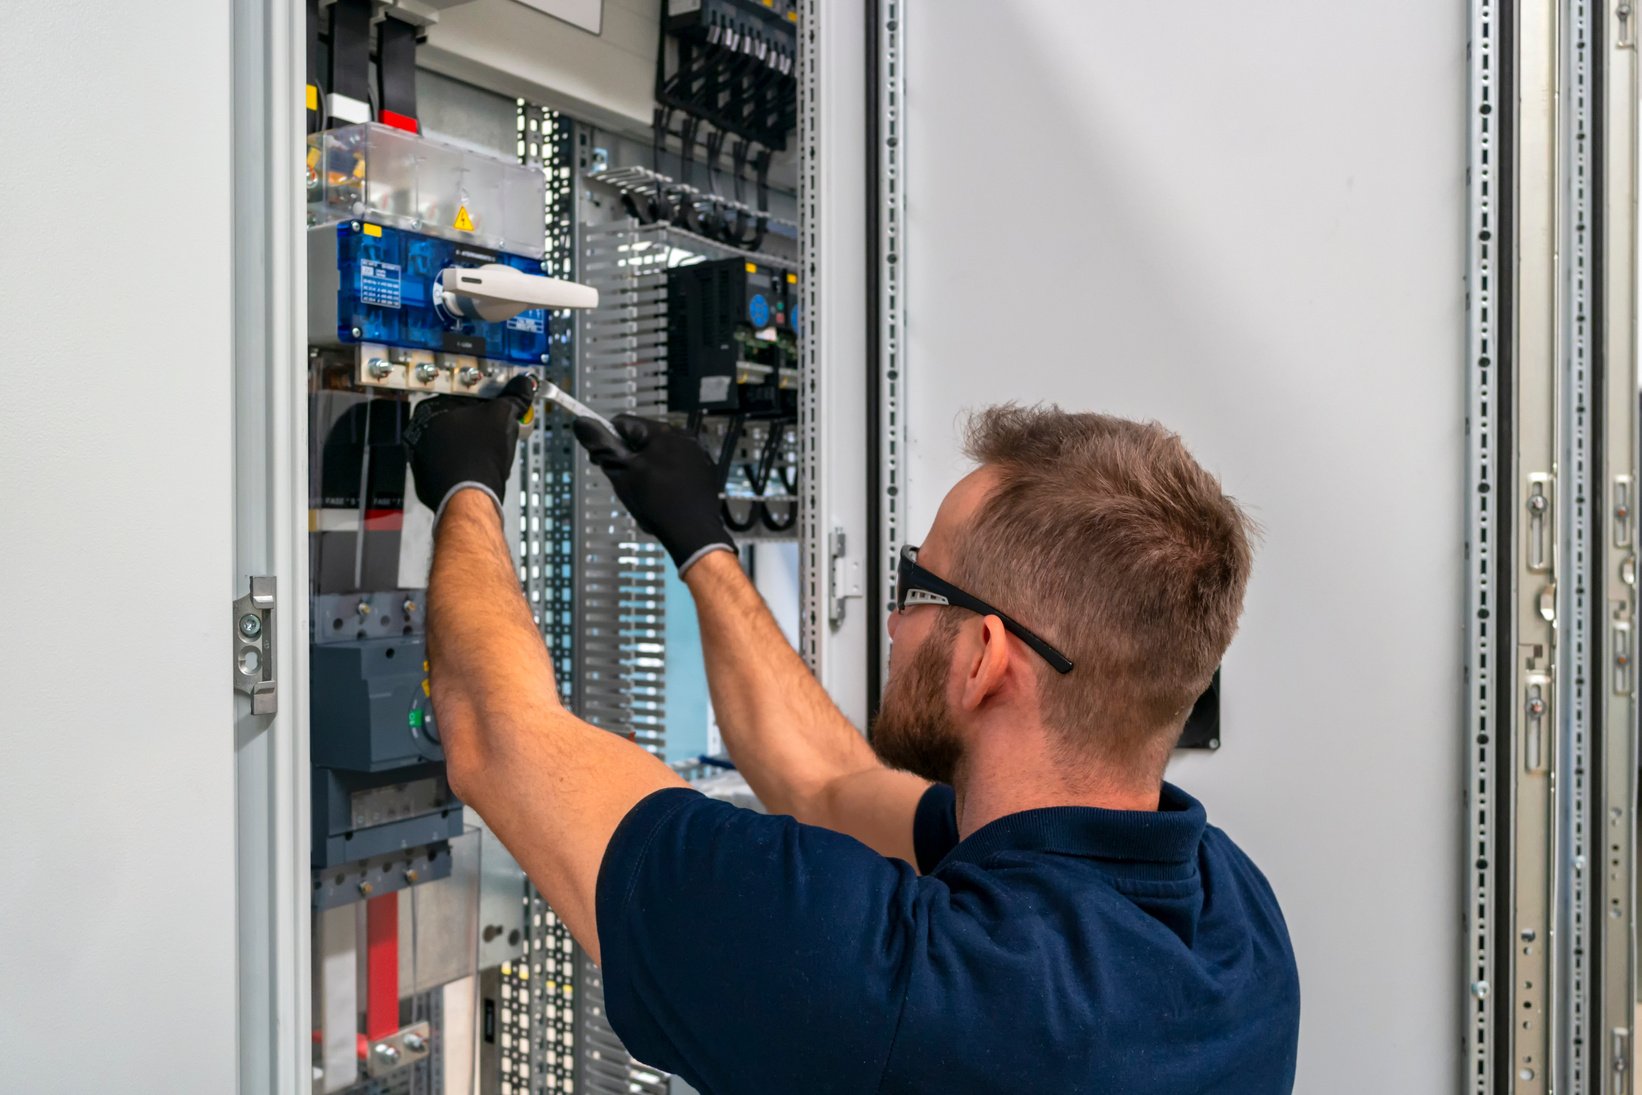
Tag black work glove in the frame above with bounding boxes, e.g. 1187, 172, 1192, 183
405, 375, 536, 522
573, 415, 735, 575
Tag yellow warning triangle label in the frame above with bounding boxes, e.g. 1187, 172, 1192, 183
453, 205, 475, 232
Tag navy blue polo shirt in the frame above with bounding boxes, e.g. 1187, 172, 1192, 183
596, 781, 1300, 1094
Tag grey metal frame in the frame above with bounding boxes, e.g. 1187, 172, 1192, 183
1597, 0, 1639, 1086
232, 0, 309, 1087
876, 0, 907, 688
1470, 1, 1640, 1090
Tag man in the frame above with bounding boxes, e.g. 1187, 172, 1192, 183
406, 383, 1300, 1093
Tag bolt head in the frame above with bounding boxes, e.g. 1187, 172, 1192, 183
373, 1043, 399, 1063
238, 614, 262, 639
356, 601, 373, 616
349, 327, 363, 339
402, 1033, 427, 1053
358, 881, 373, 897
1471, 979, 1490, 999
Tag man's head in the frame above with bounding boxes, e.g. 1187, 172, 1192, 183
873, 406, 1255, 791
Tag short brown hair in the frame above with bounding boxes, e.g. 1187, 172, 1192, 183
953, 405, 1255, 769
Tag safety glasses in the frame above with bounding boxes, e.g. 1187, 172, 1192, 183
896, 544, 1075, 674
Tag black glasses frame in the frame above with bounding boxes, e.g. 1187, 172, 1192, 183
896, 544, 1075, 674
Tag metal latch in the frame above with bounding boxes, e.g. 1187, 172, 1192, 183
1523, 673, 1551, 772
233, 576, 277, 715
1526, 474, 1554, 574
828, 528, 863, 628
1616, 606, 1635, 697
1613, 1027, 1630, 1093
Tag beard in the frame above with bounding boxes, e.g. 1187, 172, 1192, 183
872, 620, 964, 785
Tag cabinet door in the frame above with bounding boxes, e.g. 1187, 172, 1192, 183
0, 2, 238, 1090
895, 3, 1463, 1090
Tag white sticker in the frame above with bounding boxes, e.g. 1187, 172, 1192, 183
700, 375, 732, 403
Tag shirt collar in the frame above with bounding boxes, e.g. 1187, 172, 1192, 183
937, 782, 1207, 870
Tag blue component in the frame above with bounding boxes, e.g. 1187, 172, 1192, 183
747, 292, 771, 328
333, 222, 549, 365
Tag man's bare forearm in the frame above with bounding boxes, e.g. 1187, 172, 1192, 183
428, 490, 683, 961
683, 551, 926, 849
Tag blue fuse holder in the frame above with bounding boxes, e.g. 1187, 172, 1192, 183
330, 221, 549, 365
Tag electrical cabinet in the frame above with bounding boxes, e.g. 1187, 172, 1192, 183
12, 2, 1632, 1095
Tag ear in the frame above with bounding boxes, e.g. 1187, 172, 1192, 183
958, 614, 1014, 712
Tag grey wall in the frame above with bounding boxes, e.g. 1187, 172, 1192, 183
0, 2, 238, 1090
902, 2, 1465, 1088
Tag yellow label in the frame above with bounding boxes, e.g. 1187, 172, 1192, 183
453, 205, 476, 232
306, 84, 319, 111
421, 678, 431, 697
306, 146, 320, 172
787, 9, 798, 20
786, 273, 798, 284
362, 223, 382, 238
744, 261, 758, 273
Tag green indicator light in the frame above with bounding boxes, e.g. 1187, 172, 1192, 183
409, 709, 424, 729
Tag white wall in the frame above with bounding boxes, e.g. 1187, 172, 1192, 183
902, 2, 1464, 1088
0, 3, 238, 1091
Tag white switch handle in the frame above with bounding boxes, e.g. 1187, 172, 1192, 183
439, 264, 599, 323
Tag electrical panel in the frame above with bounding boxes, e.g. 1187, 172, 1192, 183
303, 15, 597, 1089
297, 0, 798, 1090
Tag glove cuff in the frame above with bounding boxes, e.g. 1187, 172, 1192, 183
434, 482, 504, 527
676, 541, 737, 578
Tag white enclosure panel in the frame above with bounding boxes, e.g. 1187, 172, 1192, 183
0, 3, 238, 1092
902, 3, 1463, 1089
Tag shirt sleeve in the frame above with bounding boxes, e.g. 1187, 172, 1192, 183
596, 787, 923, 1094
913, 783, 959, 874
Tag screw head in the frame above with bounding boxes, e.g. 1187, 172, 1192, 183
459, 365, 482, 387
403, 599, 418, 615
1471, 980, 1490, 999
373, 1042, 399, 1064
358, 881, 373, 897
416, 362, 440, 383
368, 358, 393, 379
356, 601, 373, 617
349, 326, 363, 339
238, 614, 262, 639
402, 1033, 427, 1053
1528, 698, 1546, 716
1528, 494, 1548, 513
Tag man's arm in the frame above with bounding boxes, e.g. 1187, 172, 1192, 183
572, 414, 928, 863
682, 551, 929, 862
408, 385, 685, 963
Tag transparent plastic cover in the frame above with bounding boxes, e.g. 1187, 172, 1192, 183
309, 122, 546, 259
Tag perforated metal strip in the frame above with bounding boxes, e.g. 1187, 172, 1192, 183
798, 0, 823, 671
568, 216, 671, 1095
877, 0, 906, 684
1560, 0, 1596, 1084
513, 99, 579, 1095
1464, 0, 1500, 1087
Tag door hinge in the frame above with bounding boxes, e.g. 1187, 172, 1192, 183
234, 576, 278, 715
828, 528, 863, 628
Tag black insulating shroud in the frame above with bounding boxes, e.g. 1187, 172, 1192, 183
1177, 670, 1221, 750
